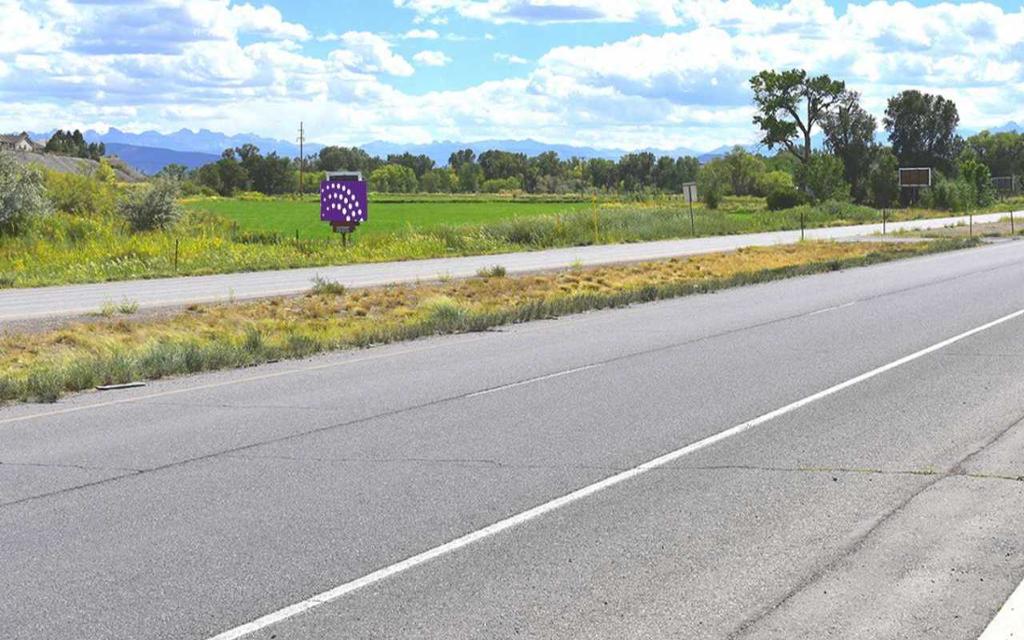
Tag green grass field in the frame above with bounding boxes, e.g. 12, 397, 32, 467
184, 197, 594, 239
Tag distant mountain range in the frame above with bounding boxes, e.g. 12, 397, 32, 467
83, 127, 323, 157
101, 143, 220, 174
19, 121, 1020, 175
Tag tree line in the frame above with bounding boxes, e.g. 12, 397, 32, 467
171, 69, 1024, 212
44, 129, 106, 161
735, 68, 1024, 211
177, 144, 703, 197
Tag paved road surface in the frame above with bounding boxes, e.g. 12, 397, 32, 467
0, 210, 1018, 322
2, 240, 1024, 639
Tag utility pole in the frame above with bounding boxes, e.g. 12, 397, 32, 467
297, 121, 305, 197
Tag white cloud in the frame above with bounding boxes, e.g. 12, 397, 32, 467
0, 0, 69, 54
326, 32, 415, 76
2, 0, 1024, 154
403, 28, 440, 39
213, 2, 310, 40
494, 53, 529, 64
394, 0, 683, 25
413, 50, 453, 67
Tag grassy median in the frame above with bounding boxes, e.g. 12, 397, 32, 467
0, 238, 975, 405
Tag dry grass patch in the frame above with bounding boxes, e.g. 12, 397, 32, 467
0, 239, 973, 404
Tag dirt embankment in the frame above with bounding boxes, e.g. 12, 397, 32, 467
9, 150, 146, 182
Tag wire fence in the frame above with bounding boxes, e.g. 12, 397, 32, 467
992, 175, 1021, 197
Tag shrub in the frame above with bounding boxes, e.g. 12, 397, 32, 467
759, 171, 803, 211
929, 176, 974, 212
310, 276, 346, 296
697, 163, 727, 210
370, 164, 418, 193
867, 147, 899, 208
959, 156, 995, 208
799, 154, 851, 204
0, 150, 51, 235
44, 169, 119, 217
420, 295, 469, 329
118, 179, 183, 231
481, 177, 522, 193
476, 264, 507, 278
766, 188, 804, 211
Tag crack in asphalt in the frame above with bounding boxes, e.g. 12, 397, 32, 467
725, 410, 1024, 639
0, 459, 141, 473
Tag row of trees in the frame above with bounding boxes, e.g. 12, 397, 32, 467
175, 145, 296, 196
183, 143, 704, 197
177, 70, 1023, 211
315, 147, 702, 195
741, 68, 1023, 211
45, 129, 106, 161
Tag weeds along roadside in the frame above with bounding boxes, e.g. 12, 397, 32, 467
0, 239, 975, 405
2, 194, 1018, 288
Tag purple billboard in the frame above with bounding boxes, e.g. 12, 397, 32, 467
320, 179, 368, 229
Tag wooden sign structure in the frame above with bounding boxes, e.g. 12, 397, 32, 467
899, 167, 932, 205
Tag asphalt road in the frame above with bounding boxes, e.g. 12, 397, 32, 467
2, 240, 1024, 639
0, 209, 1018, 322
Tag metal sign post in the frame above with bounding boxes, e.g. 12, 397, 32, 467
321, 171, 368, 243
682, 182, 698, 236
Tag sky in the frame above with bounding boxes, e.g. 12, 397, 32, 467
1, 0, 1023, 153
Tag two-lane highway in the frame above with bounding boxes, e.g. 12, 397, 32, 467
2, 240, 1024, 639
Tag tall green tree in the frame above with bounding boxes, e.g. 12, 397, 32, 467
585, 158, 618, 191
750, 69, 846, 166
370, 164, 418, 193
479, 150, 529, 182
883, 90, 962, 175
618, 152, 656, 192
448, 148, 476, 171
799, 153, 850, 203
866, 146, 900, 208
720, 147, 766, 196
966, 130, 1024, 178
248, 152, 293, 195
822, 91, 876, 203
317, 146, 380, 175
386, 152, 435, 179
456, 162, 483, 193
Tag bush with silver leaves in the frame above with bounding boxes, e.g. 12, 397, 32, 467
118, 178, 183, 231
0, 150, 51, 236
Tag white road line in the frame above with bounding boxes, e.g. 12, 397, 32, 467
206, 306, 1024, 640
980, 577, 1024, 639
464, 364, 601, 399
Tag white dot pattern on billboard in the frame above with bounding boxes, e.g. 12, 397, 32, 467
320, 179, 368, 225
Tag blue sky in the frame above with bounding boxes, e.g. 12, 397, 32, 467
1, 0, 1023, 152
